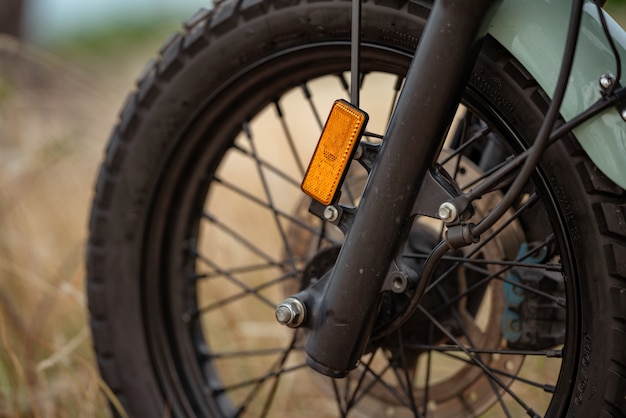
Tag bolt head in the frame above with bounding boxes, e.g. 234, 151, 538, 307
438, 202, 457, 222
275, 305, 293, 324
323, 205, 339, 222
600, 72, 616, 89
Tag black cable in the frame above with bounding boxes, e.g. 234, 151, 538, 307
471, 0, 585, 237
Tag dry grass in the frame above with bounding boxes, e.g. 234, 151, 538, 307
0, 33, 156, 417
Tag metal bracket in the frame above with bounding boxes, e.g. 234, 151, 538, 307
599, 72, 626, 121
308, 199, 355, 235
355, 141, 380, 173
412, 164, 474, 221
381, 260, 418, 294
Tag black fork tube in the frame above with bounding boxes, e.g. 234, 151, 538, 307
305, 0, 501, 377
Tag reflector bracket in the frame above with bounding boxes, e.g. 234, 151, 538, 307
301, 100, 368, 206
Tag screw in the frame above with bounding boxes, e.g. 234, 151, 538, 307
438, 202, 458, 223
323, 205, 339, 222
600, 72, 616, 90
275, 297, 306, 328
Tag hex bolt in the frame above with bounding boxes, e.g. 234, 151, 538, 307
600, 72, 616, 90
275, 297, 306, 328
438, 202, 458, 223
323, 205, 339, 222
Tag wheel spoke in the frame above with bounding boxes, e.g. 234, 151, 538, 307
201, 211, 285, 267
167, 49, 572, 418
399, 344, 562, 358
391, 330, 422, 418
387, 75, 404, 122
215, 362, 308, 396
205, 346, 304, 359
300, 82, 324, 129
274, 101, 306, 177
438, 259, 565, 313
438, 350, 558, 393
417, 305, 543, 417
243, 122, 301, 273
440, 122, 491, 167
193, 271, 296, 316
423, 192, 542, 294
192, 248, 277, 310
331, 379, 348, 417
344, 352, 377, 412
259, 335, 300, 417
214, 177, 341, 246
193, 258, 305, 281
434, 284, 514, 417
231, 143, 302, 188
431, 230, 559, 314
405, 252, 561, 271
422, 324, 434, 418
357, 361, 415, 409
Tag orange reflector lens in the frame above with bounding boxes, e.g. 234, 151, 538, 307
301, 99, 368, 205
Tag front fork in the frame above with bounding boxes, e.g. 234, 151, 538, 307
282, 0, 501, 378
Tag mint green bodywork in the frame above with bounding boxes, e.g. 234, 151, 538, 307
488, 0, 626, 189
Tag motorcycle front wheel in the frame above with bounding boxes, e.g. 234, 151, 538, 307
87, 1, 626, 416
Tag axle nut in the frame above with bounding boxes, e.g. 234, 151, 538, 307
275, 297, 306, 328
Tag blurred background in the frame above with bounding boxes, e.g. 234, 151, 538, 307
0, 1, 209, 416
0, 1, 625, 417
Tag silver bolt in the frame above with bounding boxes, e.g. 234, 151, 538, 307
275, 297, 306, 328
621, 108, 626, 122
438, 202, 458, 223
275, 306, 293, 323
323, 205, 339, 222
600, 72, 616, 90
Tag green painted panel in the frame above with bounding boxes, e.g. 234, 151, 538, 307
489, 0, 626, 188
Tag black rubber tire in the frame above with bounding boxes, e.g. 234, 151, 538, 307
87, 0, 626, 417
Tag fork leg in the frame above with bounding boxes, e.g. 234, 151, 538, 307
303, 0, 502, 377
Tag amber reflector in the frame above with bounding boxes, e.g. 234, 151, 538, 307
301, 100, 368, 205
